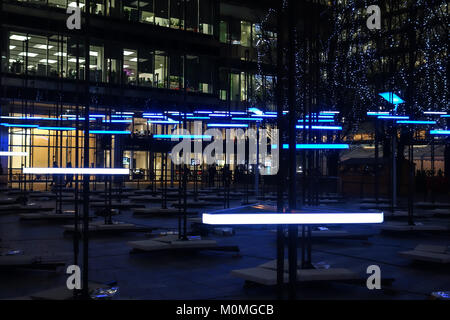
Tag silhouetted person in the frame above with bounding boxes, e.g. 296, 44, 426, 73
66, 161, 73, 188
50, 161, 58, 186
208, 165, 216, 187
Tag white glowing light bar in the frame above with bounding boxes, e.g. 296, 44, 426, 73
23, 168, 129, 175
0, 151, 28, 156
424, 111, 446, 115
202, 212, 384, 225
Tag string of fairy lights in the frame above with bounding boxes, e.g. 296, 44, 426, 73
252, 0, 448, 138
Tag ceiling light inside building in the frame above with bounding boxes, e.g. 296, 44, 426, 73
19, 52, 38, 57
10, 35, 30, 41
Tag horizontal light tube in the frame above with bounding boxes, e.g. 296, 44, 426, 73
296, 125, 342, 130
280, 144, 349, 150
89, 130, 131, 134
0, 151, 28, 156
378, 116, 409, 120
207, 124, 249, 128
202, 213, 384, 225
153, 134, 212, 139
396, 120, 436, 125
430, 130, 450, 135
23, 168, 129, 175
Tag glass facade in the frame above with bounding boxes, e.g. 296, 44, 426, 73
7, 0, 214, 35
5, 30, 213, 93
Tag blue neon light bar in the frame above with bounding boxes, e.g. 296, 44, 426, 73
143, 115, 166, 119
186, 116, 210, 120
320, 111, 339, 114
378, 116, 410, 120
0, 123, 39, 128
39, 127, 76, 131
195, 111, 213, 114
102, 119, 132, 123
253, 114, 277, 118
379, 92, 405, 104
233, 117, 263, 121
279, 144, 350, 150
296, 125, 343, 130
153, 134, 212, 139
298, 119, 335, 123
396, 120, 436, 125
430, 130, 450, 135
367, 112, 390, 116
147, 120, 178, 124
209, 114, 228, 117
230, 112, 247, 115
440, 115, 450, 118
89, 130, 131, 134
207, 124, 248, 128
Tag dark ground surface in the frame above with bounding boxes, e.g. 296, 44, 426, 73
0, 185, 449, 300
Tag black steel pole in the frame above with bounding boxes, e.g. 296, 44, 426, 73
82, 0, 91, 299
276, 0, 286, 299
287, 0, 297, 300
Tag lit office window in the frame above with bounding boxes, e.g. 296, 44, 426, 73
8, 32, 31, 75
230, 73, 240, 101
123, 49, 138, 85
199, 56, 213, 94
185, 0, 199, 32
90, 0, 104, 15
185, 55, 199, 92
138, 50, 155, 86
154, 51, 168, 88
89, 45, 104, 82
67, 39, 85, 80
219, 21, 229, 43
169, 55, 183, 89
140, 0, 155, 23
199, 0, 213, 35
155, 0, 169, 27
170, 0, 184, 29
241, 21, 251, 47
123, 0, 139, 21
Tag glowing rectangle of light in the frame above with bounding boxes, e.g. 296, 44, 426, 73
298, 119, 334, 123
233, 117, 263, 121
424, 111, 446, 115
39, 127, 76, 131
367, 112, 390, 116
153, 134, 212, 139
396, 120, 436, 125
90, 130, 131, 135
430, 130, 450, 135
378, 116, 410, 120
207, 124, 249, 128
23, 168, 129, 175
202, 213, 384, 225
0, 151, 28, 156
296, 125, 342, 130
0, 123, 39, 128
186, 116, 210, 120
280, 144, 349, 150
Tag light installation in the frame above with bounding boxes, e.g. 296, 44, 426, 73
202, 212, 384, 225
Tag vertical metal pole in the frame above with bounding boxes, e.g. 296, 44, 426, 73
287, 0, 297, 299
391, 126, 397, 213
276, 0, 285, 299
82, 0, 91, 299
